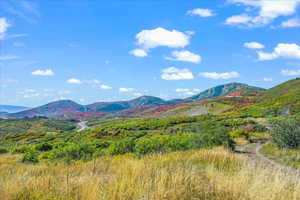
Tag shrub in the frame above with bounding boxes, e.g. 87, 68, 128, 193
135, 133, 223, 156
229, 129, 249, 139
135, 136, 168, 156
35, 143, 53, 152
0, 147, 8, 154
107, 139, 134, 155
22, 151, 39, 163
91, 141, 110, 149
270, 118, 300, 149
165, 135, 194, 152
49, 143, 96, 161
12, 146, 32, 154
200, 127, 235, 150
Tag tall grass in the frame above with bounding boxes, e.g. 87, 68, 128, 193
0, 148, 299, 200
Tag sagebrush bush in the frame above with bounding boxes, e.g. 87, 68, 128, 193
35, 142, 53, 152
22, 151, 39, 163
107, 139, 134, 155
12, 145, 33, 154
0, 147, 8, 154
48, 143, 96, 161
229, 129, 249, 139
271, 117, 300, 149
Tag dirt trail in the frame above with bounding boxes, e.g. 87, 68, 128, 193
236, 142, 300, 180
77, 121, 89, 131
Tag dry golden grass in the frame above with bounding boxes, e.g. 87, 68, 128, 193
0, 148, 299, 200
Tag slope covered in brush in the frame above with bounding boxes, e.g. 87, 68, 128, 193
234, 78, 300, 117
260, 78, 300, 100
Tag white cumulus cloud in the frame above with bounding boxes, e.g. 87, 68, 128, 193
225, 14, 253, 25
281, 69, 300, 76
130, 48, 148, 57
161, 67, 194, 80
244, 42, 265, 49
0, 18, 11, 39
258, 43, 300, 61
67, 78, 82, 84
135, 27, 190, 49
31, 69, 54, 76
226, 0, 300, 27
99, 84, 112, 90
187, 8, 215, 17
281, 18, 300, 28
200, 71, 240, 79
165, 50, 201, 64
119, 88, 134, 92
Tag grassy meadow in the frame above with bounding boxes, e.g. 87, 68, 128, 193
0, 147, 299, 200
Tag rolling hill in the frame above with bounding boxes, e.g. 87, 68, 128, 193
9, 100, 89, 119
87, 96, 166, 112
260, 78, 300, 100
9, 96, 168, 119
234, 78, 300, 117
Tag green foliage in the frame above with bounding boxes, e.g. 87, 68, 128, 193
0, 119, 76, 135
0, 147, 8, 154
47, 143, 96, 162
234, 93, 300, 118
107, 139, 135, 155
91, 117, 198, 138
12, 146, 32, 154
91, 141, 110, 149
22, 151, 39, 163
260, 78, 300, 100
35, 143, 53, 152
135, 134, 194, 156
0, 115, 246, 163
270, 117, 300, 149
135, 129, 235, 156
229, 129, 249, 139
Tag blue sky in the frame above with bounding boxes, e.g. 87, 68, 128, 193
1, 0, 300, 107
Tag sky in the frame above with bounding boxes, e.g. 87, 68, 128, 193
0, 0, 300, 107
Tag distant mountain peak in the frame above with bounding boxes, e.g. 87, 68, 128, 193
186, 82, 265, 102
129, 96, 165, 106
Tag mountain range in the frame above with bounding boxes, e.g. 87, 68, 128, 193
7, 82, 266, 119
8, 78, 300, 119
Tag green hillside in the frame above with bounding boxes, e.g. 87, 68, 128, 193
0, 118, 76, 135
234, 78, 300, 118
260, 78, 300, 100
160, 101, 234, 117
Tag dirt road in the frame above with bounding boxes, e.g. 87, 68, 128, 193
77, 121, 89, 131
